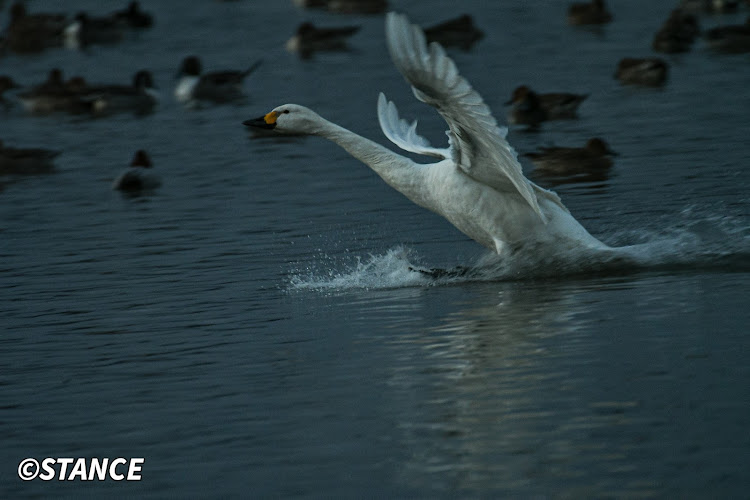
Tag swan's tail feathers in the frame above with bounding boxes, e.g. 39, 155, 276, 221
377, 93, 449, 160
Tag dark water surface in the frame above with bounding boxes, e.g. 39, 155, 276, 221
2, 0, 749, 498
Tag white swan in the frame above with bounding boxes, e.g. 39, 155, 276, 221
244, 12, 611, 256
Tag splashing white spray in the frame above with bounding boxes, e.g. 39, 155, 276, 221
289, 214, 750, 291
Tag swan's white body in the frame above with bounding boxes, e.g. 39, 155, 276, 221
247, 13, 611, 256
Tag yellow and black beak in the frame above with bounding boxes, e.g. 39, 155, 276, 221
243, 111, 278, 130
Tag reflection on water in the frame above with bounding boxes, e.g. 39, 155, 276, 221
339, 276, 750, 497
380, 281, 610, 495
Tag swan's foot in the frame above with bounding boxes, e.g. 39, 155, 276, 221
408, 265, 472, 279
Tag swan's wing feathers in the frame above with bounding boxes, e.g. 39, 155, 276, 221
377, 93, 449, 159
533, 184, 568, 212
385, 12, 544, 221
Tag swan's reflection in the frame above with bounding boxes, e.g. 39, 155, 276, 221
370, 278, 652, 495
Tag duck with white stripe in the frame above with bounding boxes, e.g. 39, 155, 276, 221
175, 56, 262, 106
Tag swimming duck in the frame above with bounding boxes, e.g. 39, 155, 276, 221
175, 56, 262, 105
112, 150, 161, 191
504, 85, 587, 126
704, 16, 750, 52
652, 9, 700, 53
84, 70, 159, 116
424, 14, 484, 51
64, 12, 124, 49
614, 57, 669, 87
3, 2, 67, 53
567, 0, 612, 25
111, 1, 153, 29
286, 22, 360, 58
16, 69, 94, 115
244, 13, 612, 256
0, 139, 60, 175
524, 138, 617, 176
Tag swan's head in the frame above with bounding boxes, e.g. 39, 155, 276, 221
243, 104, 321, 135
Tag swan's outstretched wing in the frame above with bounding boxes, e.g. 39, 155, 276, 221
385, 12, 544, 221
377, 92, 450, 160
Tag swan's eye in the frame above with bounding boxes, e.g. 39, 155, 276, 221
282, 110, 290, 114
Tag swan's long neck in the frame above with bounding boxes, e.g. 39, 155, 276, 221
312, 117, 426, 202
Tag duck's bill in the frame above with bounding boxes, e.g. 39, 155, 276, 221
243, 116, 276, 130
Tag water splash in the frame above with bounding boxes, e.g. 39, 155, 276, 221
290, 214, 750, 291
290, 247, 433, 290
